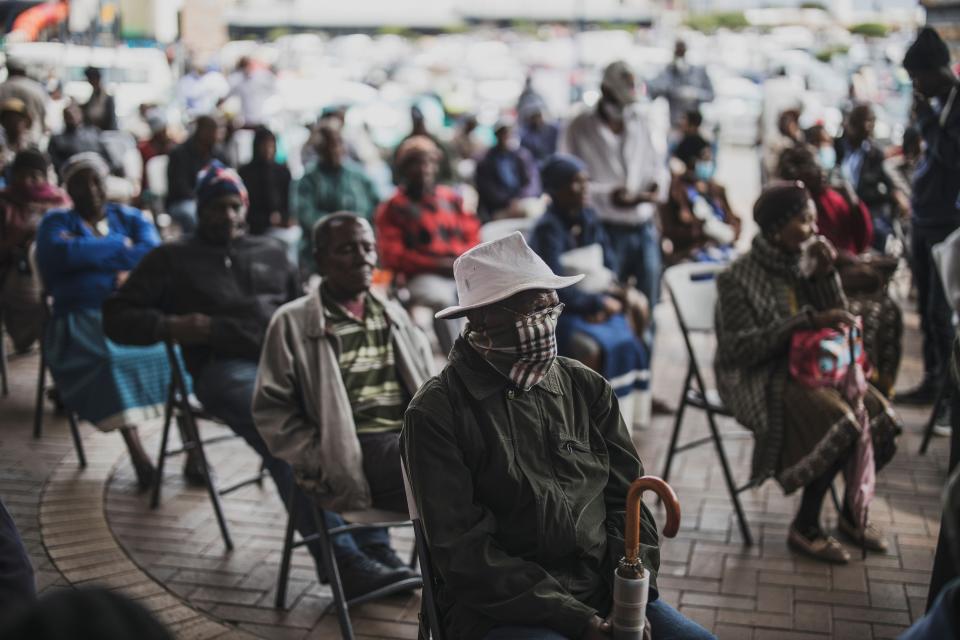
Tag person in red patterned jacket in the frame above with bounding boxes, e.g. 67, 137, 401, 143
375, 135, 480, 354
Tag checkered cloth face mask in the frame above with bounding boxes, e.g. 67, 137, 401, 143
466, 303, 564, 391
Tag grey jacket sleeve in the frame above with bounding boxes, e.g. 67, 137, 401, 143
252, 309, 323, 480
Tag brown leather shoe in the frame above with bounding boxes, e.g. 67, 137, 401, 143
788, 526, 850, 564
838, 517, 889, 553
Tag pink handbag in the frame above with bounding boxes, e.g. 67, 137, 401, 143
788, 319, 869, 388
789, 317, 876, 556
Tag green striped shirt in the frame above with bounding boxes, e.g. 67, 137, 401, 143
324, 294, 407, 434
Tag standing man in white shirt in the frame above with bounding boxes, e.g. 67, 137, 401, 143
227, 57, 276, 129
562, 60, 668, 348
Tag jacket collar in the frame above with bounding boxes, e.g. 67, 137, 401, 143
305, 283, 404, 338
450, 337, 564, 399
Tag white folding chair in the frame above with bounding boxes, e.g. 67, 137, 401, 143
479, 216, 535, 244
660, 262, 755, 545
145, 154, 169, 211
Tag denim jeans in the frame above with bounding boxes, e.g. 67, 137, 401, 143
604, 219, 662, 346
193, 357, 388, 562
482, 597, 715, 640
168, 199, 197, 235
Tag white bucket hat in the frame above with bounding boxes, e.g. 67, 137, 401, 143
435, 231, 583, 319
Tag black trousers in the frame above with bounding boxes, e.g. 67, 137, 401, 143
358, 431, 408, 515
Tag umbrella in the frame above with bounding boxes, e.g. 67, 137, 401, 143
840, 323, 875, 559
613, 476, 681, 639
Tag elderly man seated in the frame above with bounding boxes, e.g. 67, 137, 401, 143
103, 165, 409, 597
253, 212, 435, 582
402, 232, 714, 640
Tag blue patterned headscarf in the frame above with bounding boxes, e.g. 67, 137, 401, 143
195, 161, 248, 210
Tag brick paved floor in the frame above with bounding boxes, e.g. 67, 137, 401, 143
1, 290, 949, 639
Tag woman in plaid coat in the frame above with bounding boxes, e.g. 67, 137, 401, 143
714, 182, 900, 564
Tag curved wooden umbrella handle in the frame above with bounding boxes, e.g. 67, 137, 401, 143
624, 476, 681, 565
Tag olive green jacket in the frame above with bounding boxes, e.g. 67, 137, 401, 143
401, 339, 661, 640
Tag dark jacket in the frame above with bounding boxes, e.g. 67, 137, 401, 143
911, 87, 960, 230
402, 339, 661, 640
238, 159, 292, 235
474, 146, 540, 220
47, 127, 112, 178
834, 137, 896, 215
166, 138, 227, 206
102, 234, 299, 377
528, 204, 618, 315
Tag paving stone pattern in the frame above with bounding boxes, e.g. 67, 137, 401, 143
0, 300, 949, 639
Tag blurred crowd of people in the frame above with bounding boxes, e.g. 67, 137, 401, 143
0, 25, 959, 640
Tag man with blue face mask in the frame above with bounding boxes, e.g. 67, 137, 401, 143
834, 105, 902, 252
662, 133, 741, 264
402, 232, 714, 640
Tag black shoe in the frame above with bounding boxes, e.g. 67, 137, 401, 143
362, 544, 417, 576
182, 455, 208, 487
337, 554, 415, 600
895, 381, 938, 406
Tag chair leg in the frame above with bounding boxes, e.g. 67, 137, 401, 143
310, 507, 354, 640
192, 425, 234, 552
660, 368, 693, 484
151, 388, 176, 509
67, 413, 86, 468
919, 379, 949, 455
275, 489, 298, 609
704, 408, 753, 546
0, 323, 8, 398
33, 346, 46, 439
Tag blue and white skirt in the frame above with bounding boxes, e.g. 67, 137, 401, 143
558, 312, 651, 427
44, 308, 186, 431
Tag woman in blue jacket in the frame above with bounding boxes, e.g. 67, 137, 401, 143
528, 154, 652, 428
35, 153, 169, 488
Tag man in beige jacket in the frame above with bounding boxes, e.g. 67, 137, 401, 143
253, 211, 435, 599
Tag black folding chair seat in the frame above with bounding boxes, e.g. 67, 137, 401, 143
274, 486, 420, 639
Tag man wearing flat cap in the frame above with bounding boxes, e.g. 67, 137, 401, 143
896, 27, 960, 406
402, 232, 713, 640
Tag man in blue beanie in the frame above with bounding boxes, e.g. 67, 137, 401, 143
896, 27, 960, 408
103, 162, 413, 597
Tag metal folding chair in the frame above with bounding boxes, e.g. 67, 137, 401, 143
29, 249, 86, 467
151, 342, 266, 551
401, 458, 446, 640
274, 484, 421, 640
659, 262, 755, 545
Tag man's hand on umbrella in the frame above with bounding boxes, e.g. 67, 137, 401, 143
580, 615, 611, 639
